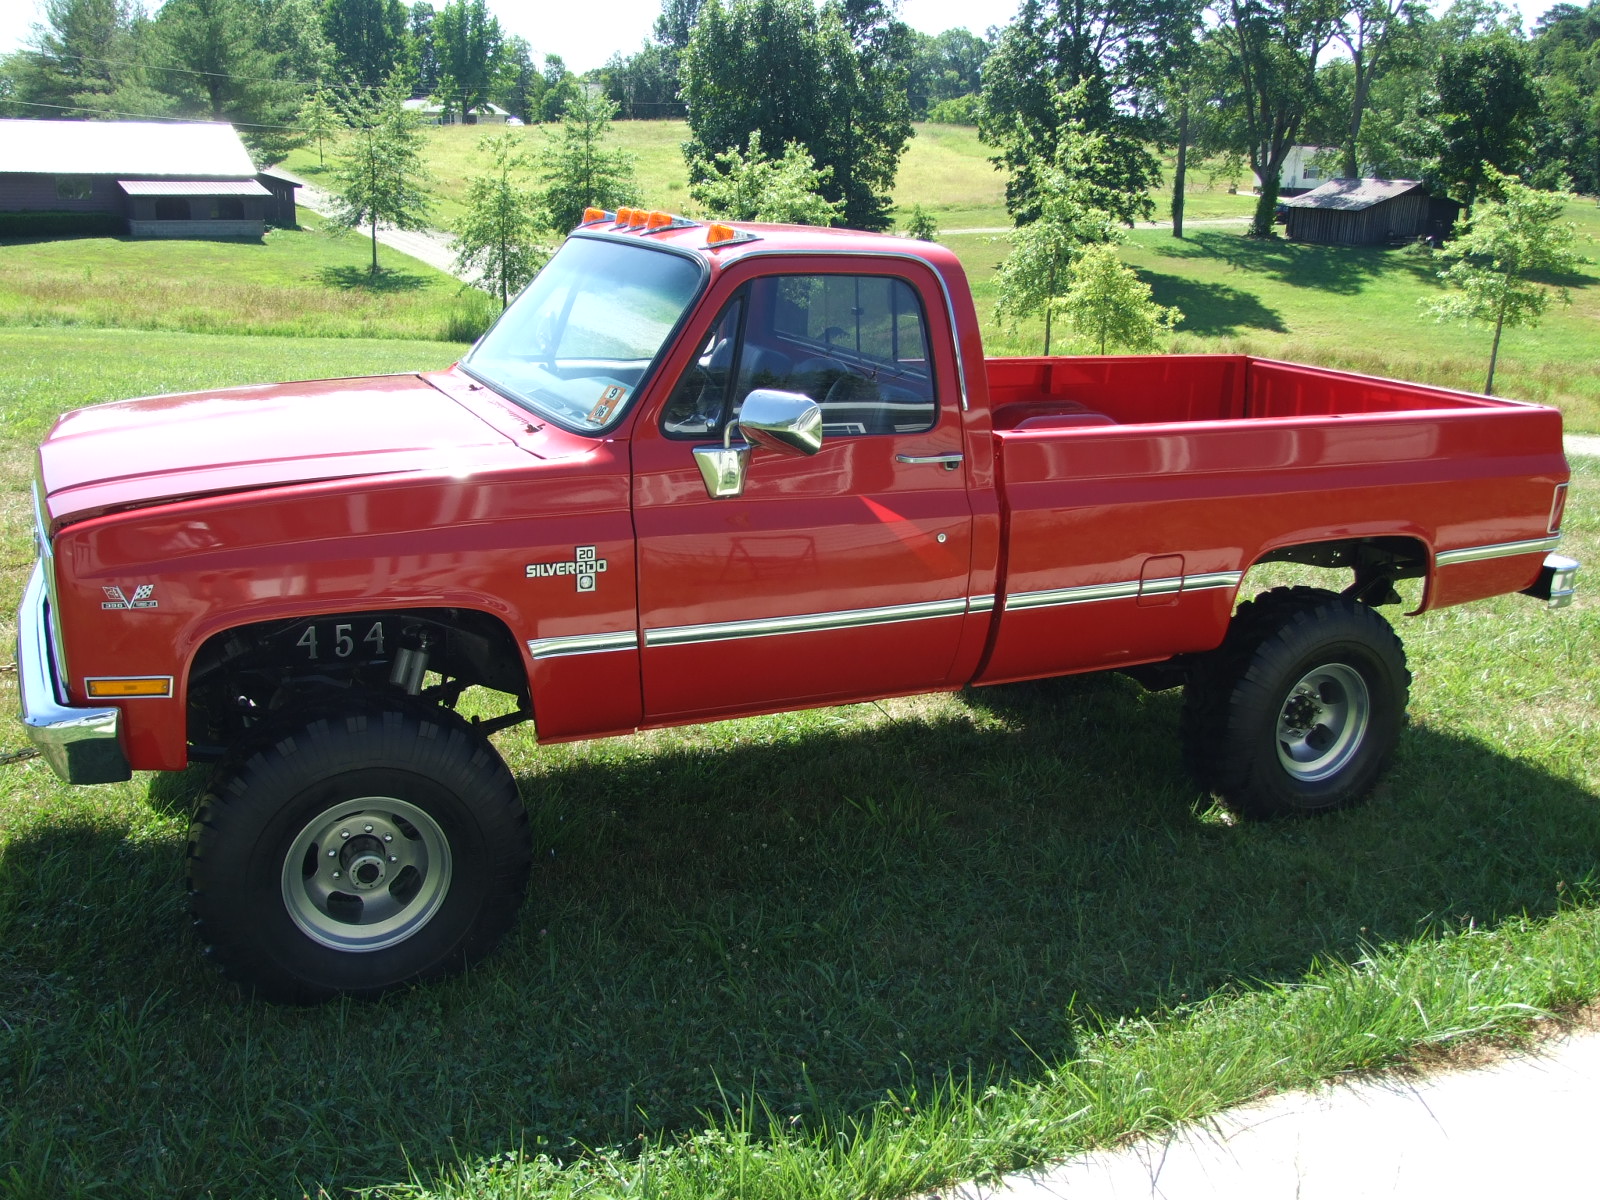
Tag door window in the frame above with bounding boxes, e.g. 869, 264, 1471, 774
662, 273, 937, 439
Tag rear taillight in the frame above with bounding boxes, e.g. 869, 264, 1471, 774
1550, 483, 1569, 535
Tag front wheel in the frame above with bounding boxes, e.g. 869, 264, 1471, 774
187, 709, 530, 1002
1182, 587, 1410, 819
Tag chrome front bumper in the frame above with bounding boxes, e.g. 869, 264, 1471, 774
16, 561, 131, 784
1522, 553, 1581, 609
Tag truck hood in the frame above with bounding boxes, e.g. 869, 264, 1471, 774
39, 373, 520, 526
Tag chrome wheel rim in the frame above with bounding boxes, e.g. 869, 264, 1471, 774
281, 797, 452, 952
1275, 663, 1371, 783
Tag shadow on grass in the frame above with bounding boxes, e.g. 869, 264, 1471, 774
316, 265, 430, 292
1135, 268, 1289, 335
3, 672, 1598, 1195
1155, 231, 1445, 295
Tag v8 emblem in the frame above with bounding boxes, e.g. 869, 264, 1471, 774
102, 584, 158, 610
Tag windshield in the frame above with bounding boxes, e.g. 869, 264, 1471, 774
462, 237, 704, 430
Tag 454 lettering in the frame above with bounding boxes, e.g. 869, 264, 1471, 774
296, 620, 386, 661
526, 545, 608, 593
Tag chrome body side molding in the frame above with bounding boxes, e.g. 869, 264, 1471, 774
1435, 535, 1563, 567
526, 631, 640, 660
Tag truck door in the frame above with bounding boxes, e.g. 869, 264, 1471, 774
630, 264, 975, 723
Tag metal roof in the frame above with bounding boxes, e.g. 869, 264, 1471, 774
0, 119, 258, 178
117, 179, 271, 196
1282, 178, 1425, 212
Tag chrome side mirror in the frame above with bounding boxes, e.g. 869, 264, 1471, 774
738, 389, 823, 457
693, 390, 823, 498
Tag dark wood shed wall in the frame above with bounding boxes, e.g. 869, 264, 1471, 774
0, 173, 125, 213
1285, 190, 1429, 245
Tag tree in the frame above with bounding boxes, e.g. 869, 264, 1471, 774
687, 130, 842, 223
330, 73, 435, 275
1420, 31, 1538, 210
1530, 3, 1600, 194
1331, 0, 1423, 180
993, 165, 1120, 353
6, 0, 169, 119
1211, 0, 1344, 237
409, 0, 440, 95
902, 203, 939, 240
454, 132, 551, 307
904, 27, 989, 119
682, 0, 913, 230
1058, 243, 1182, 353
492, 36, 542, 123
538, 87, 639, 232
297, 87, 340, 167
978, 0, 1165, 225
323, 0, 409, 88
435, 0, 503, 121
1425, 168, 1585, 395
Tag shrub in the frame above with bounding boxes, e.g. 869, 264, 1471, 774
927, 95, 980, 126
0, 211, 127, 239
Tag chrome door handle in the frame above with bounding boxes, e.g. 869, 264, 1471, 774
896, 453, 964, 466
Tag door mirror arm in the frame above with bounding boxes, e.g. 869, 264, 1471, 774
692, 390, 823, 499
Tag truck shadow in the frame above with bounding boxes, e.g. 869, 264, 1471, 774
3, 674, 1598, 1196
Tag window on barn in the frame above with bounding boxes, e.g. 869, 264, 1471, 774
213, 197, 245, 220
155, 197, 189, 220
55, 177, 93, 201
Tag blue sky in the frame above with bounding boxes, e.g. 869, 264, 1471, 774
0, 0, 1568, 80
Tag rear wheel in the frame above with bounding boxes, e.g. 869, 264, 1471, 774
1182, 587, 1410, 819
187, 709, 530, 1002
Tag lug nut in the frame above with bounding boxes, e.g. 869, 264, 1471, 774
389, 856, 398, 863
327, 849, 336, 857
364, 825, 373, 832
341, 830, 350, 839
384, 834, 392, 842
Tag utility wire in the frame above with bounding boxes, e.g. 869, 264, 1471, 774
13, 47, 326, 89
1, 97, 304, 130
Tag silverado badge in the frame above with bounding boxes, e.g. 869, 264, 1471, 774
526, 546, 607, 593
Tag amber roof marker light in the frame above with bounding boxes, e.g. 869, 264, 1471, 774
705, 222, 761, 249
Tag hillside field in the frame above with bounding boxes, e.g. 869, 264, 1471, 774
281, 120, 1600, 430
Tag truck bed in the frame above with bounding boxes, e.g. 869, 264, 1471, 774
976, 355, 1569, 685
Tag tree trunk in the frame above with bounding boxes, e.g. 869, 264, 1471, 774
1172, 99, 1189, 239
1044, 258, 1055, 355
370, 214, 379, 275
1485, 284, 1509, 395
1251, 161, 1283, 238
1344, 57, 1368, 180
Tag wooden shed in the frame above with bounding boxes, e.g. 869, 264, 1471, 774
0, 119, 294, 238
1282, 179, 1448, 246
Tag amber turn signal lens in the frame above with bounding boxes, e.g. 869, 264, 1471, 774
646, 210, 673, 229
706, 223, 737, 245
86, 677, 172, 699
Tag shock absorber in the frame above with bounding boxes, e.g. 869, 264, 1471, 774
388, 627, 434, 696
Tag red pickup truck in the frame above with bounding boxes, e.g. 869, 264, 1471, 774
19, 213, 1578, 1001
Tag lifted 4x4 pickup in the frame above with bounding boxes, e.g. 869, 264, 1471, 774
18, 213, 1579, 1001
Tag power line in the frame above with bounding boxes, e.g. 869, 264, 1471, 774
0, 97, 302, 130
17, 47, 324, 89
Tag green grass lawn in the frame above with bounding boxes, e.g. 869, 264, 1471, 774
0, 336, 1596, 1198
0, 218, 495, 343
961, 198, 1600, 432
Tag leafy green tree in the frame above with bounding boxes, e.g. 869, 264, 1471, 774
330, 73, 435, 275
1529, 2, 1600, 194
994, 163, 1121, 353
687, 130, 842, 223
1425, 168, 1585, 395
5, 0, 170, 119
683, 0, 912, 230
539, 54, 577, 121
538, 87, 639, 232
454, 132, 551, 307
435, 0, 504, 121
1419, 31, 1538, 209
298, 87, 340, 167
1058, 243, 1182, 353
1214, 0, 1346, 237
978, 0, 1165, 226
902, 204, 939, 241
323, 0, 409, 88
409, 0, 440, 95
491, 36, 543, 123
904, 28, 989, 119
1321, 0, 1428, 182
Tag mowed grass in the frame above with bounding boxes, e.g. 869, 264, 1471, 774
960, 197, 1600, 431
0, 338, 1596, 1197
0, 218, 495, 342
